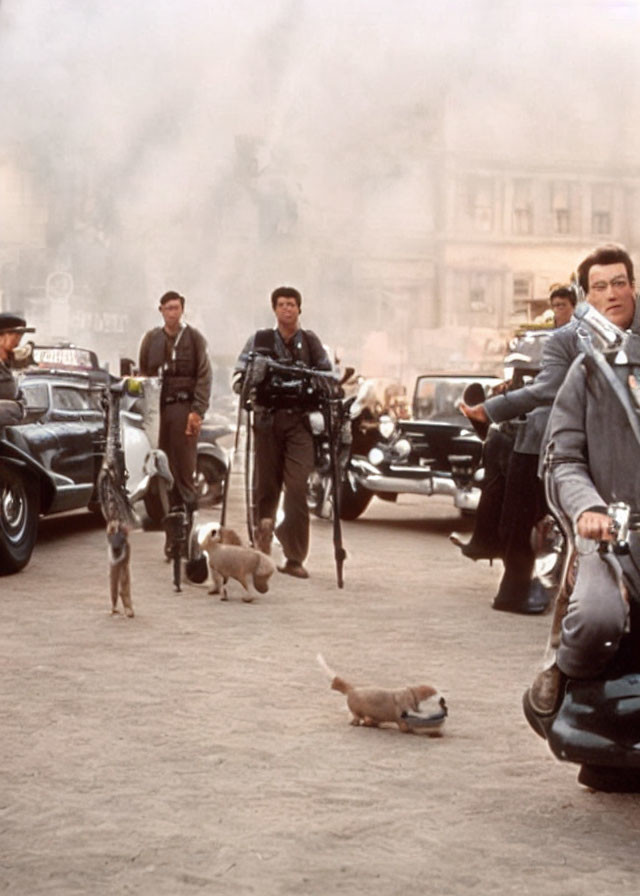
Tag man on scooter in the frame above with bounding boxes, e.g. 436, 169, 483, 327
523, 244, 640, 736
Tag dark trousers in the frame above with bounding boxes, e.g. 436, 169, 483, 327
494, 451, 547, 604
254, 408, 315, 564
465, 429, 513, 559
159, 401, 198, 509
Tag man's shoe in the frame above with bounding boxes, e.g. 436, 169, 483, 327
449, 532, 498, 562
492, 595, 549, 615
522, 663, 566, 739
492, 579, 551, 615
255, 518, 274, 555
278, 560, 309, 579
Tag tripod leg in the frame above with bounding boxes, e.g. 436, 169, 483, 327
244, 408, 257, 547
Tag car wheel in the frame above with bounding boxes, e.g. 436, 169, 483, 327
339, 472, 373, 521
195, 455, 226, 508
0, 465, 40, 575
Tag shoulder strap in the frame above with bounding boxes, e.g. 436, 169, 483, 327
254, 328, 276, 355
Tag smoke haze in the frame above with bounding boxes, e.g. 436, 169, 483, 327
1, 0, 640, 376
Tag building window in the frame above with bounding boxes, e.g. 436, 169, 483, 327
466, 176, 494, 232
591, 183, 612, 234
513, 275, 533, 302
551, 181, 571, 234
513, 179, 533, 234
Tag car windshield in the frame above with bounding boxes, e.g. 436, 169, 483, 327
413, 377, 500, 422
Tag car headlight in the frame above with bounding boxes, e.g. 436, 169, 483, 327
393, 438, 411, 460
378, 416, 396, 440
368, 446, 385, 466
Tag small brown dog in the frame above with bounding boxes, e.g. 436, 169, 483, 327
106, 520, 134, 618
200, 525, 275, 602
317, 654, 447, 734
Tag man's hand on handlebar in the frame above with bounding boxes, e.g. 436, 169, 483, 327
576, 510, 613, 543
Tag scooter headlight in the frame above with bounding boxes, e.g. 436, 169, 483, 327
368, 446, 385, 466
378, 416, 396, 440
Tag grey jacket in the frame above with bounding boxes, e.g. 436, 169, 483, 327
546, 308, 640, 529
484, 321, 582, 455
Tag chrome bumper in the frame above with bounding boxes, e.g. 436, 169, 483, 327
349, 459, 480, 511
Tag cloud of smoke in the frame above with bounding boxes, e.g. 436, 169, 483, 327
1, 0, 640, 376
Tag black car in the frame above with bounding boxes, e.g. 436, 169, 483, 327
340, 374, 502, 520
0, 346, 111, 574
1, 345, 232, 574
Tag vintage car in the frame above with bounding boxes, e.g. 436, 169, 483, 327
0, 345, 231, 575
339, 373, 502, 520
0, 346, 110, 574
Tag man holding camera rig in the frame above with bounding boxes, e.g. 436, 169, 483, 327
523, 244, 640, 741
234, 286, 332, 579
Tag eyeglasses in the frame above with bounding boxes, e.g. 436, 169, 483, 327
589, 276, 630, 294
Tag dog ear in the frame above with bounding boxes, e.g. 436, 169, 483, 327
396, 688, 418, 713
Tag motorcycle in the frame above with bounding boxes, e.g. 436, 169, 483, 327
306, 395, 357, 520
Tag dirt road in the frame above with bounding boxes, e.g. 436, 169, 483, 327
2, 481, 640, 895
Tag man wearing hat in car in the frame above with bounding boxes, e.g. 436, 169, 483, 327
0, 312, 35, 427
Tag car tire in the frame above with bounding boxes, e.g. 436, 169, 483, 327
195, 455, 226, 508
0, 465, 40, 575
339, 473, 373, 521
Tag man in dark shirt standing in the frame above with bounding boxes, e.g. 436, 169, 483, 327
234, 286, 332, 579
138, 291, 212, 514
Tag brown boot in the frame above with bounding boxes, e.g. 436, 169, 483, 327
522, 663, 566, 739
255, 518, 274, 555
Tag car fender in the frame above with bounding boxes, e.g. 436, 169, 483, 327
0, 437, 57, 513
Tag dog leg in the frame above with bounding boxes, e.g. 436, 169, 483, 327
109, 563, 120, 614
208, 570, 223, 597
120, 559, 134, 618
241, 581, 257, 603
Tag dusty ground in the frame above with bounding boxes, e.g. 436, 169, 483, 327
2, 479, 640, 895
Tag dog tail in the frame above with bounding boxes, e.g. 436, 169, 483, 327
316, 653, 351, 694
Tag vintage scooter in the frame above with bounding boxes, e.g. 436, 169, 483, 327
119, 376, 230, 525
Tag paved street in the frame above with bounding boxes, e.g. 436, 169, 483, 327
2, 477, 640, 895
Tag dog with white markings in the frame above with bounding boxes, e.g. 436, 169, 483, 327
317, 653, 447, 734
197, 523, 275, 602
106, 520, 134, 618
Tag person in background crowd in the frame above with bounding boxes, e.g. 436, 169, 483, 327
0, 313, 35, 427
450, 279, 582, 613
